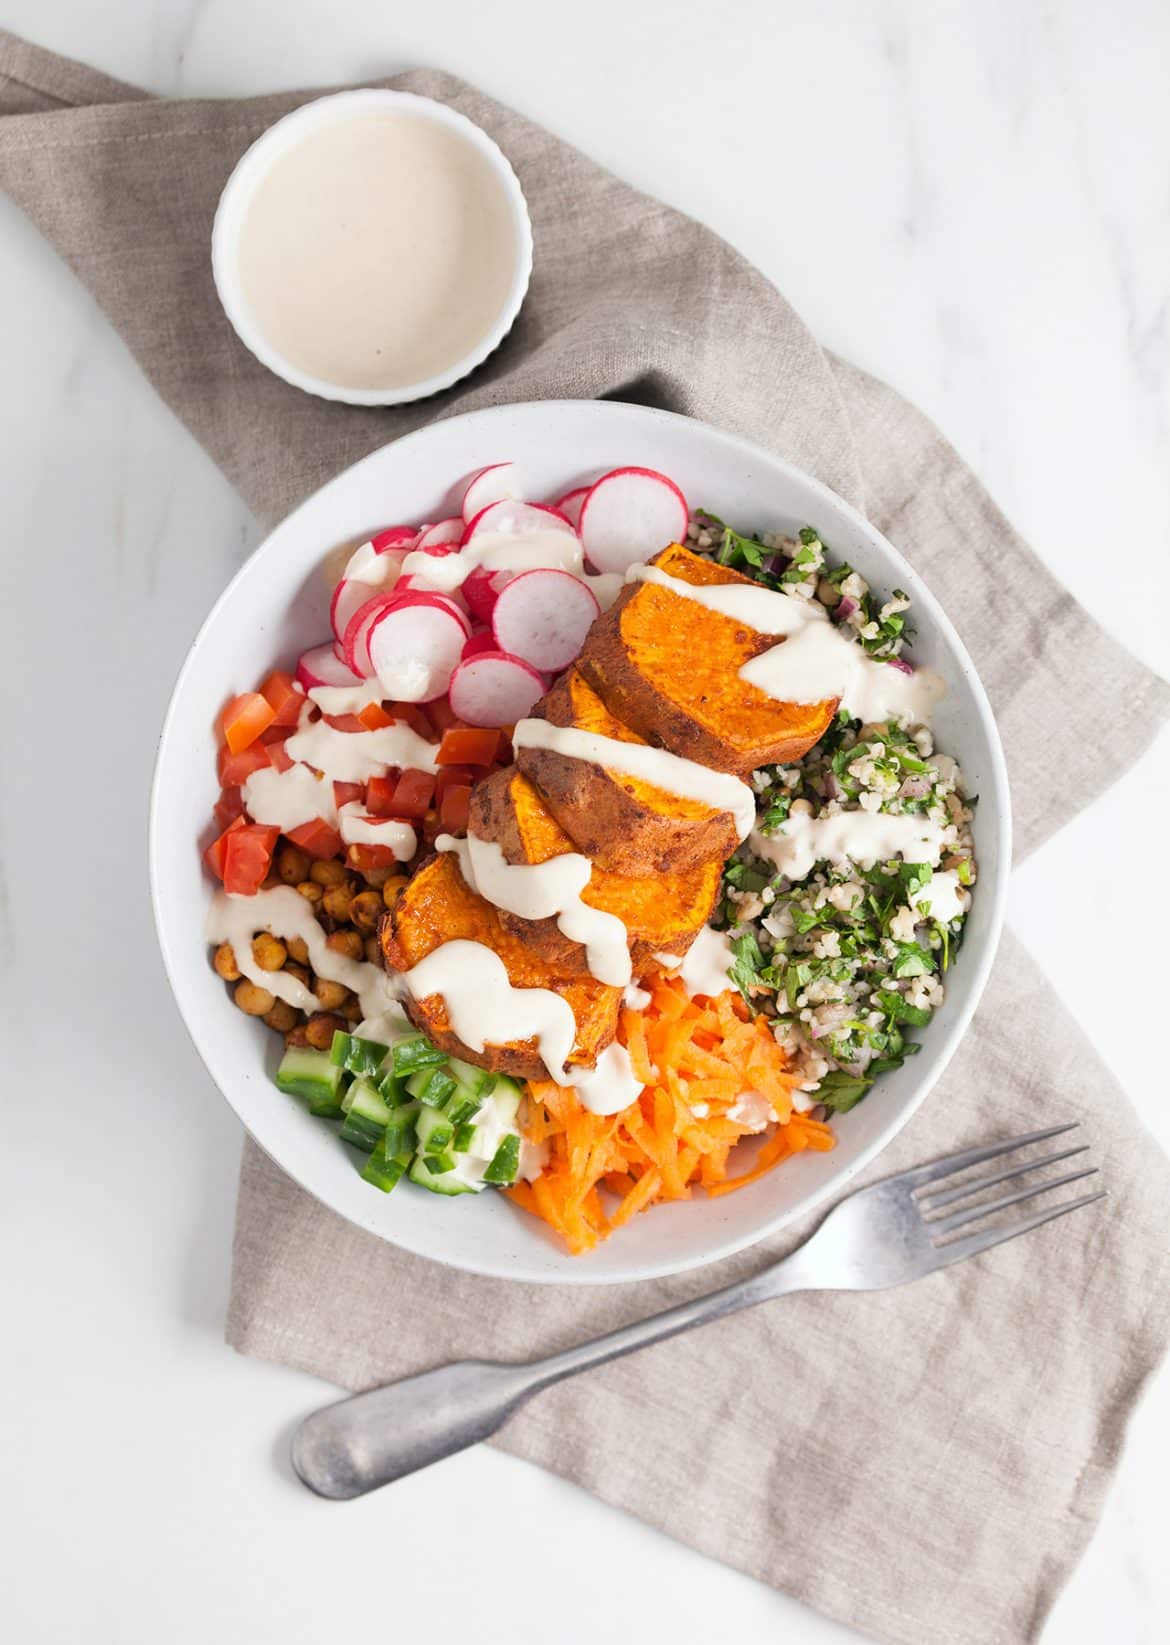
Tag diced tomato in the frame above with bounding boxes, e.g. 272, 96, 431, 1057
267, 739, 295, 774
435, 764, 473, 800
222, 823, 280, 896
323, 712, 367, 733
333, 781, 365, 810
421, 809, 443, 848
495, 732, 514, 766
222, 691, 276, 753
260, 669, 305, 728
436, 726, 501, 767
386, 701, 432, 739
438, 783, 472, 834
286, 818, 344, 860
425, 697, 464, 737
204, 815, 246, 880
357, 701, 396, 731
392, 769, 436, 819
365, 774, 400, 817
218, 741, 270, 787
347, 842, 400, 871
213, 787, 245, 831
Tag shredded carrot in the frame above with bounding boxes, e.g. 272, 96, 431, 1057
506, 976, 836, 1254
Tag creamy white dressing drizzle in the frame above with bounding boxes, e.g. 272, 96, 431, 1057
748, 810, 950, 882
438, 832, 631, 988
909, 867, 970, 924
243, 762, 338, 832
400, 939, 577, 1083
206, 886, 395, 1020
511, 719, 756, 840
285, 717, 438, 782
399, 527, 623, 612
652, 924, 736, 999
307, 677, 388, 717
568, 1040, 643, 1116
338, 803, 417, 859
626, 562, 945, 725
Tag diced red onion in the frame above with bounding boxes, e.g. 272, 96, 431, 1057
823, 772, 840, 799
761, 553, 787, 577
886, 654, 915, 675
898, 775, 932, 800
833, 596, 857, 621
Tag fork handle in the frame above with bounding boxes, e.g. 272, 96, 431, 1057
291, 1257, 809, 1498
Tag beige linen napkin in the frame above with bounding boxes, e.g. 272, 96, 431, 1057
4, 31, 1167, 1645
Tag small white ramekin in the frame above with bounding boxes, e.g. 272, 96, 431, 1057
211, 89, 533, 406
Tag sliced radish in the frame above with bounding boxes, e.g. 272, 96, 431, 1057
462, 565, 506, 620
296, 643, 363, 692
448, 651, 547, 727
460, 462, 521, 523
371, 525, 419, 552
367, 594, 470, 703
461, 629, 498, 661
554, 487, 590, 529
391, 582, 471, 632
490, 569, 600, 674
415, 518, 464, 551
342, 593, 400, 677
578, 467, 689, 575
461, 499, 577, 544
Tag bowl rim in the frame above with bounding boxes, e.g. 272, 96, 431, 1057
210, 88, 534, 406
149, 399, 1012, 1285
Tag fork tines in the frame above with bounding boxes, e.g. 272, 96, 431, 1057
910, 1122, 1104, 1259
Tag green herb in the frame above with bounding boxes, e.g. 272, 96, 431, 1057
815, 1071, 873, 1113
729, 930, 767, 1005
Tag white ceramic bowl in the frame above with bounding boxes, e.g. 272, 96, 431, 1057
211, 90, 533, 405
150, 400, 1010, 1285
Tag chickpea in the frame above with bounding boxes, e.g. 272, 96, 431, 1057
322, 883, 354, 923
276, 841, 311, 885
263, 1000, 298, 1034
234, 979, 275, 1017
305, 1011, 346, 1050
349, 890, 384, 933
251, 933, 287, 972
296, 880, 324, 908
314, 978, 351, 1011
284, 1024, 310, 1049
285, 962, 312, 988
326, 929, 364, 961
361, 864, 394, 889
382, 875, 410, 910
213, 942, 240, 982
364, 935, 382, 966
286, 935, 310, 964
341, 995, 363, 1024
310, 858, 348, 888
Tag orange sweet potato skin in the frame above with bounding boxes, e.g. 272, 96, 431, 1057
577, 543, 837, 775
515, 669, 737, 877
379, 851, 620, 1079
470, 770, 722, 972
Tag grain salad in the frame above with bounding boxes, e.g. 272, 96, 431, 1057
688, 512, 977, 1115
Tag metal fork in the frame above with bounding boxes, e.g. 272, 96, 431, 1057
291, 1122, 1102, 1499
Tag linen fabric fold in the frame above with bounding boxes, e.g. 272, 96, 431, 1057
3, 30, 1167, 1645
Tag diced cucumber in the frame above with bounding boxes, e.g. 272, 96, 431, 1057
330, 1031, 390, 1077
452, 1121, 477, 1153
445, 1057, 492, 1094
423, 1149, 457, 1176
391, 1034, 448, 1077
408, 1154, 478, 1197
382, 1103, 420, 1160
483, 1133, 521, 1185
339, 1078, 396, 1150
360, 1137, 412, 1194
412, 1068, 457, 1109
415, 1105, 454, 1155
275, 1047, 345, 1115
376, 1068, 411, 1106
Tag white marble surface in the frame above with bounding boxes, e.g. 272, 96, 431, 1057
1, 2, 1167, 1641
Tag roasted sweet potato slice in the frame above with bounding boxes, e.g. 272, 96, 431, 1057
577, 542, 837, 774
379, 850, 620, 1080
515, 668, 738, 877
470, 769, 722, 971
